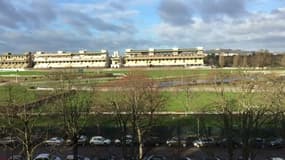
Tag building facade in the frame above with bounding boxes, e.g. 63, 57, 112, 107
123, 48, 205, 67
0, 47, 206, 69
110, 51, 122, 68
33, 50, 110, 69
0, 52, 33, 69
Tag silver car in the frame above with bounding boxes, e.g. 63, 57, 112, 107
33, 153, 61, 160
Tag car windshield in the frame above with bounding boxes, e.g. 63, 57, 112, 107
151, 156, 164, 160
66, 155, 84, 160
35, 158, 49, 160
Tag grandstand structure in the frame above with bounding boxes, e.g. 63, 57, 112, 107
123, 47, 205, 67
0, 52, 33, 69
33, 50, 110, 69
0, 47, 206, 69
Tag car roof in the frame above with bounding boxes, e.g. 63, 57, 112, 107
270, 157, 284, 160
66, 155, 83, 159
35, 153, 50, 158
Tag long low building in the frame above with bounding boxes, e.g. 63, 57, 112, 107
0, 52, 33, 69
33, 50, 110, 69
123, 47, 205, 67
0, 47, 206, 69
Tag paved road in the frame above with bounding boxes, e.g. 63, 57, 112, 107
1, 145, 285, 160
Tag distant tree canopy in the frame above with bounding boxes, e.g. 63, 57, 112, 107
205, 52, 285, 67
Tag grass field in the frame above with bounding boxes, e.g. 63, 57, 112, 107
0, 85, 54, 106
0, 67, 277, 110
1, 67, 278, 78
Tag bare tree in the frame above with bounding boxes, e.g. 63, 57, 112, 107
212, 71, 237, 160
234, 72, 273, 160
54, 70, 94, 160
1, 84, 45, 160
59, 91, 93, 160
108, 73, 167, 160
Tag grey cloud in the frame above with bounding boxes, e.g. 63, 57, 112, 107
194, 0, 248, 21
61, 10, 126, 34
158, 0, 193, 26
0, 0, 57, 29
0, 29, 154, 53
0, 0, 25, 28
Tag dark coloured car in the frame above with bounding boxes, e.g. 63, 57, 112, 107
250, 137, 266, 148
66, 135, 88, 146
143, 155, 166, 160
114, 134, 134, 146
178, 157, 192, 160
267, 138, 284, 148
166, 136, 193, 147
143, 136, 163, 147
216, 138, 241, 148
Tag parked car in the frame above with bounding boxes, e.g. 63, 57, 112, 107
179, 157, 192, 160
33, 153, 61, 160
267, 138, 284, 148
8, 155, 23, 160
44, 137, 64, 146
89, 136, 111, 145
216, 138, 241, 148
193, 138, 215, 148
237, 156, 252, 160
114, 134, 133, 145
143, 136, 163, 147
250, 137, 266, 148
205, 156, 224, 160
267, 157, 284, 160
166, 136, 192, 147
0, 137, 19, 146
66, 135, 88, 146
143, 155, 166, 160
65, 155, 90, 160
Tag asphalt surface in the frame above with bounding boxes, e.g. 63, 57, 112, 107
1, 144, 285, 160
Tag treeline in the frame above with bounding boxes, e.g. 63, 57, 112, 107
205, 52, 285, 67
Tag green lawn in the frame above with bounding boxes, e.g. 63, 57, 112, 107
0, 85, 54, 106
0, 70, 46, 76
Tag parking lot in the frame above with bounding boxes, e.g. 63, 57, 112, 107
1, 139, 285, 160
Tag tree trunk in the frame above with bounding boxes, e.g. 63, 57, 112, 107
137, 127, 143, 160
73, 135, 79, 160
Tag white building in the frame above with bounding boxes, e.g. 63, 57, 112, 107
110, 51, 122, 68
123, 47, 205, 67
0, 52, 33, 69
33, 50, 110, 69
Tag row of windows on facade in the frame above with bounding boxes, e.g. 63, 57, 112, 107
128, 53, 200, 57
125, 58, 203, 62
36, 60, 107, 63
0, 62, 27, 64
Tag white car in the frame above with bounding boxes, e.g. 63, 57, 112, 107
33, 153, 61, 160
193, 138, 215, 148
65, 155, 90, 160
44, 137, 64, 146
89, 136, 111, 145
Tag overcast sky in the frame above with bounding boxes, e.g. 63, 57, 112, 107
0, 0, 285, 54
